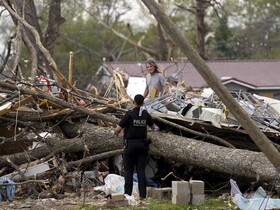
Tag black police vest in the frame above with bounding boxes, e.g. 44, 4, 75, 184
124, 110, 148, 140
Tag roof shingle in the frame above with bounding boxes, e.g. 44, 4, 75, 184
102, 60, 280, 88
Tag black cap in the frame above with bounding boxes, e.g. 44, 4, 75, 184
134, 94, 144, 105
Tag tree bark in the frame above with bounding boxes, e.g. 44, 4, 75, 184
42, 0, 65, 57
6, 0, 40, 79
2, 1, 60, 78
5, 0, 64, 79
0, 123, 279, 186
8, 0, 42, 35
196, 0, 207, 59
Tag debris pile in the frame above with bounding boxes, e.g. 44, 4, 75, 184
147, 88, 280, 136
0, 68, 280, 203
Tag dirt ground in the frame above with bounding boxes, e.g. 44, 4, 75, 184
0, 196, 108, 210
0, 193, 147, 210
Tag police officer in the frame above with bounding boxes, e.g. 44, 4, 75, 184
114, 94, 155, 199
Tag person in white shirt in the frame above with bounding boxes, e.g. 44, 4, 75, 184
143, 59, 169, 100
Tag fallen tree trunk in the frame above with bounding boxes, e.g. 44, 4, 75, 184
1, 123, 279, 186
150, 132, 278, 182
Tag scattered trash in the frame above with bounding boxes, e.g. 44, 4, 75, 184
124, 194, 138, 205
145, 89, 280, 135
0, 177, 16, 202
231, 179, 280, 210
94, 174, 139, 198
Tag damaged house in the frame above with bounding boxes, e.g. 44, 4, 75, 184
93, 60, 280, 99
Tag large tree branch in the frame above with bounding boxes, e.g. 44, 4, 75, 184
8, 0, 42, 35
42, 0, 65, 56
152, 114, 235, 148
11, 20, 23, 80
2, 1, 59, 74
0, 123, 279, 188
0, 80, 119, 124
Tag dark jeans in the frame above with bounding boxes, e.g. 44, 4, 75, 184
123, 141, 148, 198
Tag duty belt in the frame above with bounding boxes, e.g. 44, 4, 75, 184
125, 138, 146, 143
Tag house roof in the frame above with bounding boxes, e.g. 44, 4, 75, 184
102, 60, 280, 89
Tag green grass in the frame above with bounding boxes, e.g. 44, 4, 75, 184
68, 197, 237, 210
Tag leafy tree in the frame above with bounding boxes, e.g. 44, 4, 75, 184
212, 0, 280, 59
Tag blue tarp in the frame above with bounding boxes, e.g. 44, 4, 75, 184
0, 177, 16, 201
231, 179, 280, 210
133, 173, 158, 188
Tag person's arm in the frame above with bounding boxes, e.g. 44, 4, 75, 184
143, 87, 149, 98
115, 111, 130, 137
149, 124, 161, 131
147, 112, 157, 130
159, 74, 169, 95
114, 125, 123, 137
149, 124, 155, 129
162, 83, 169, 95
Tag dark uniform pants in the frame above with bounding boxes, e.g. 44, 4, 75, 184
123, 140, 148, 198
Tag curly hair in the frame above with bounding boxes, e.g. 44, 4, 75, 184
146, 58, 159, 73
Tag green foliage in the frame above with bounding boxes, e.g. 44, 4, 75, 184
213, 15, 232, 58
210, 14, 251, 59
210, 0, 280, 60
68, 197, 235, 210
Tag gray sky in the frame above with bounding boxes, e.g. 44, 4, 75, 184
121, 0, 153, 29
